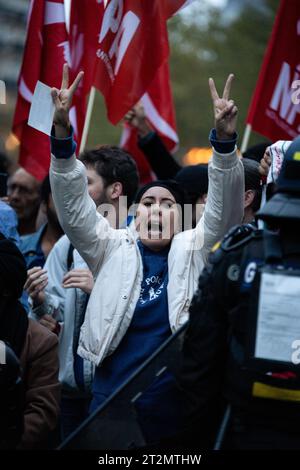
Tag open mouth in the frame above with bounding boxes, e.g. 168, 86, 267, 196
148, 221, 163, 238
148, 221, 162, 230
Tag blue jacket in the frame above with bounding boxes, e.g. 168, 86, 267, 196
20, 224, 47, 269
0, 201, 20, 247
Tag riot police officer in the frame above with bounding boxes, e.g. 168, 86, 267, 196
180, 135, 300, 449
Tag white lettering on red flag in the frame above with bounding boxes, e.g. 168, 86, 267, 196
69, 0, 104, 149
247, 0, 300, 141
12, 0, 68, 180
93, 0, 171, 125
116, 1, 192, 182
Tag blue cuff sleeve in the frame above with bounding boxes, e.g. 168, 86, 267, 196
209, 128, 238, 154
50, 125, 77, 159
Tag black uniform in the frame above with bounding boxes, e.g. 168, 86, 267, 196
180, 135, 300, 449
180, 223, 300, 449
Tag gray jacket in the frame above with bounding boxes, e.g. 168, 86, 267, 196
31, 235, 94, 396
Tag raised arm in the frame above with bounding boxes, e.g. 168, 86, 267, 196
49, 65, 118, 274
196, 74, 244, 264
209, 73, 238, 141
125, 104, 181, 179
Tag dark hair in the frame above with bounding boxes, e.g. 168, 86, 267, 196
242, 142, 272, 163
174, 164, 208, 204
40, 174, 51, 205
242, 158, 262, 213
79, 146, 139, 207
135, 180, 187, 210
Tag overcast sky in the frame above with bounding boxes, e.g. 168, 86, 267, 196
204, 0, 226, 6
63, 0, 227, 29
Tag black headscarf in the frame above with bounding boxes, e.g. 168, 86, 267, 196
0, 233, 28, 357
134, 180, 187, 210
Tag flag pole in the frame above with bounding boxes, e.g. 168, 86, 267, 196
79, 86, 96, 153
240, 123, 252, 154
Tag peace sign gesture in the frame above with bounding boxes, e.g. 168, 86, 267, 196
209, 74, 238, 140
51, 63, 84, 133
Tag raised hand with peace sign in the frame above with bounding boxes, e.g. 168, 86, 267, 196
51, 63, 84, 138
209, 74, 238, 141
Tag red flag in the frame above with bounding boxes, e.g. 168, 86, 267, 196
69, 0, 105, 149
93, 0, 174, 125
12, 0, 69, 181
69, 0, 155, 183
116, 0, 188, 183
70, 0, 187, 182
120, 60, 179, 183
246, 0, 300, 141
142, 62, 179, 154
120, 126, 154, 184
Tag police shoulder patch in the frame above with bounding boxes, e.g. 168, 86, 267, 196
221, 223, 260, 252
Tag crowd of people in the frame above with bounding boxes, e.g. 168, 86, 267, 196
1, 63, 299, 450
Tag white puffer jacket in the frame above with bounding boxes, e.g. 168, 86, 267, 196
50, 147, 244, 366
